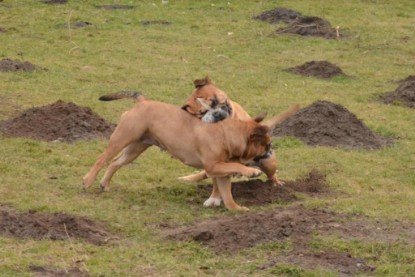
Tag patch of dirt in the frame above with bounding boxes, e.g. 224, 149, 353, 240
140, 20, 172, 26
0, 58, 43, 72
29, 265, 89, 277
0, 206, 116, 245
194, 169, 329, 207
275, 16, 343, 39
259, 250, 376, 276
253, 7, 302, 24
285, 60, 346, 79
272, 100, 393, 150
392, 75, 415, 84
66, 21, 93, 28
380, 80, 415, 108
0, 100, 115, 143
42, 0, 67, 4
165, 205, 415, 275
95, 5, 135, 10
0, 27, 7, 33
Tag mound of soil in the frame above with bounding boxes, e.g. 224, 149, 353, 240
285, 60, 346, 79
165, 205, 414, 274
0, 58, 41, 72
42, 0, 67, 4
195, 169, 329, 207
253, 7, 302, 24
380, 80, 415, 108
66, 21, 93, 28
95, 5, 135, 10
140, 20, 172, 26
0, 100, 115, 142
275, 16, 342, 39
394, 75, 415, 84
0, 206, 116, 245
29, 266, 89, 277
272, 100, 393, 150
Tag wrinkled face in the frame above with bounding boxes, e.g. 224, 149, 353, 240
182, 84, 231, 121
243, 123, 272, 161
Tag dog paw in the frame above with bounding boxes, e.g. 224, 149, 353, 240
203, 197, 222, 207
245, 168, 262, 178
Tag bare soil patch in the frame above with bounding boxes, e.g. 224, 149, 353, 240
0, 58, 43, 72
275, 16, 343, 39
0, 100, 115, 143
42, 0, 67, 4
194, 169, 329, 207
140, 20, 172, 26
95, 5, 135, 10
272, 100, 393, 150
380, 79, 415, 108
29, 265, 89, 277
253, 7, 302, 24
0, 206, 116, 245
285, 60, 346, 79
165, 205, 414, 275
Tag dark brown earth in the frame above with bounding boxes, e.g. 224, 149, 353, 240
285, 60, 346, 79
42, 0, 67, 4
140, 20, 172, 26
0, 206, 116, 245
0, 58, 41, 72
272, 100, 393, 150
194, 169, 330, 207
380, 79, 415, 108
95, 5, 135, 10
165, 204, 415, 275
29, 265, 89, 277
66, 21, 93, 28
0, 100, 115, 142
253, 7, 302, 24
275, 16, 343, 39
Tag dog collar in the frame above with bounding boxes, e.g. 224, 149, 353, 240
254, 148, 273, 162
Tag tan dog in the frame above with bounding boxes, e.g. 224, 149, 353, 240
83, 94, 274, 211
180, 77, 300, 186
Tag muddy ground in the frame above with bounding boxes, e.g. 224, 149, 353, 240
285, 60, 347, 79
272, 100, 393, 150
0, 58, 43, 72
165, 204, 414, 275
381, 78, 415, 108
0, 100, 115, 142
194, 169, 330, 207
254, 7, 344, 39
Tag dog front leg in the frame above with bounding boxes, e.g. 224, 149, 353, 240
257, 151, 284, 186
215, 176, 248, 211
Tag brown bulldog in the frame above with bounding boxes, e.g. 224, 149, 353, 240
180, 77, 299, 188
83, 94, 273, 211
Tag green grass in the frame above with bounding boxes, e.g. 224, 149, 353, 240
1, 0, 415, 276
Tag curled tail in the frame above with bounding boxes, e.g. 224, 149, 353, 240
99, 91, 145, 101
263, 104, 300, 129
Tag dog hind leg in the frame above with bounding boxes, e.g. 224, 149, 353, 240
100, 142, 150, 191
203, 178, 222, 207
178, 170, 208, 182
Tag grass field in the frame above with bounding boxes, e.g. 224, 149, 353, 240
1, 0, 414, 276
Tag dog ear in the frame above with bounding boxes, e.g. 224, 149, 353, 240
249, 125, 270, 142
193, 76, 213, 88
253, 112, 267, 123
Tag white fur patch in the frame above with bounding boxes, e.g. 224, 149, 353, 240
203, 197, 222, 207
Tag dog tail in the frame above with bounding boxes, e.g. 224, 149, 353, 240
263, 104, 300, 129
99, 91, 144, 101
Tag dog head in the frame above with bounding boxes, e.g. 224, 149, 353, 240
182, 77, 232, 123
242, 115, 273, 161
